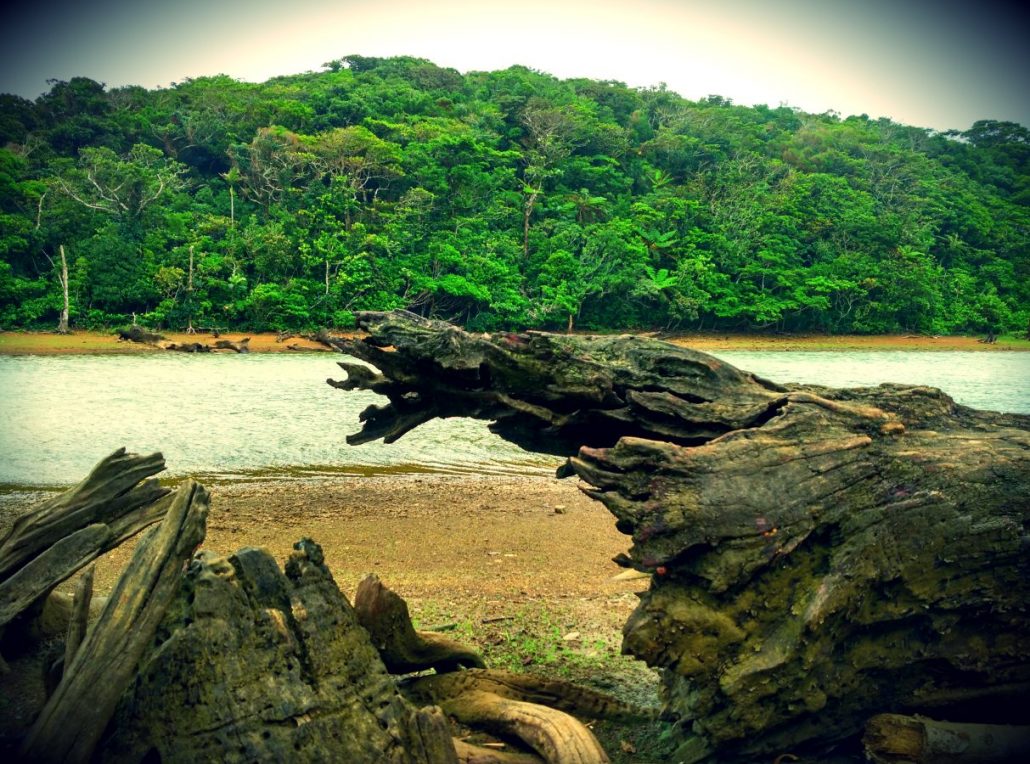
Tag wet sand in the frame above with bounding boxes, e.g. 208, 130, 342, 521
2, 329, 1027, 355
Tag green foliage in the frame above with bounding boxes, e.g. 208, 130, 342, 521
0, 59, 1026, 333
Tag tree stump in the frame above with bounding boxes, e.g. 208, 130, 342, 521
330, 310, 1030, 762
98, 540, 456, 763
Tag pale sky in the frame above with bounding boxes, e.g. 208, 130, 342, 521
1, 0, 1027, 132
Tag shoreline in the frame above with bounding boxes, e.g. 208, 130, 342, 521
1, 329, 1028, 355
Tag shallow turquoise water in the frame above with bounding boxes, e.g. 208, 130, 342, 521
0, 350, 1026, 486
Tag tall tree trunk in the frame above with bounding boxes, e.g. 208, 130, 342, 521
522, 190, 539, 262
185, 245, 195, 334
57, 245, 69, 334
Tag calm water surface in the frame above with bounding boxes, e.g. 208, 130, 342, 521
0, 350, 1027, 486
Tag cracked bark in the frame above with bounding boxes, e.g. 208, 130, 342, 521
330, 310, 1030, 762
99, 540, 457, 763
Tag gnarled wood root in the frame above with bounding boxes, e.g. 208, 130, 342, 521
440, 690, 609, 764
407, 669, 657, 724
355, 573, 486, 673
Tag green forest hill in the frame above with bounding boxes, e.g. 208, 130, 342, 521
1, 55, 1027, 335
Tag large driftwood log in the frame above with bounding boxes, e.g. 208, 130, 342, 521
330, 310, 1030, 762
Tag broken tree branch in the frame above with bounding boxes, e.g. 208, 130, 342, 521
21, 480, 209, 763
0, 449, 170, 629
863, 713, 1030, 763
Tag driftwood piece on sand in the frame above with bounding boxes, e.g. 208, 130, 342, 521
863, 713, 1030, 763
355, 573, 486, 673
0, 449, 170, 630
330, 310, 1030, 762
161, 338, 250, 353
116, 326, 164, 345
21, 480, 209, 763
212, 337, 250, 353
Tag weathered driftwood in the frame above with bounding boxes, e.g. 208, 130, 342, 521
162, 340, 211, 352
117, 326, 165, 345
434, 691, 610, 764
360, 574, 650, 763
97, 540, 458, 763
0, 448, 170, 630
330, 310, 1030, 762
452, 738, 543, 764
327, 310, 788, 453
2, 447, 626, 763
863, 713, 1030, 763
287, 343, 331, 352
213, 337, 250, 353
406, 670, 656, 724
147, 337, 250, 353
21, 480, 209, 763
355, 573, 487, 673
62, 564, 93, 675
277, 329, 336, 349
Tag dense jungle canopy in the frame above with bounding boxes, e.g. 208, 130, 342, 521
0, 55, 1027, 334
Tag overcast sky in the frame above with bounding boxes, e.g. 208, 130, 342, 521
1, 0, 1027, 132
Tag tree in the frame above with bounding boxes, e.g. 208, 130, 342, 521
53, 245, 70, 333
306, 126, 404, 225
519, 99, 582, 261
1, 54, 1026, 334
53, 144, 189, 234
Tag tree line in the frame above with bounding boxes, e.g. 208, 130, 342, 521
1, 55, 1027, 335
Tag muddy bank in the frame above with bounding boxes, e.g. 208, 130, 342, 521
2, 329, 1027, 355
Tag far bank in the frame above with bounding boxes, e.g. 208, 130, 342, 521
1, 329, 1029, 356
